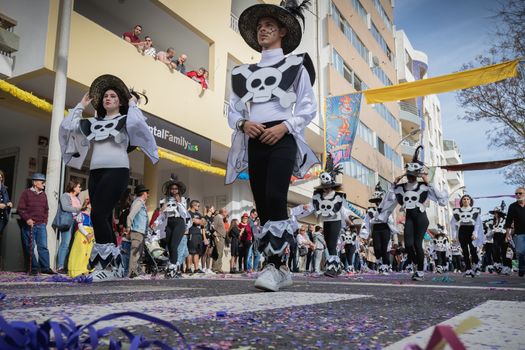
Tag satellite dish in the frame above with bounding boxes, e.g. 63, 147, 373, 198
372, 56, 380, 67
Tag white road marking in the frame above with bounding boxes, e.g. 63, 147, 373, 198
5, 286, 198, 298
384, 300, 525, 350
301, 280, 525, 291
2, 292, 368, 328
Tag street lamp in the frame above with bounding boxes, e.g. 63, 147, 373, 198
391, 128, 421, 181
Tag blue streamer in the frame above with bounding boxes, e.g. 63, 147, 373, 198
0, 311, 191, 350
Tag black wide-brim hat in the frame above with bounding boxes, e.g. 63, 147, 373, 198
134, 184, 150, 196
238, 4, 302, 55
489, 208, 506, 217
162, 179, 187, 196
369, 197, 382, 204
314, 182, 342, 191
89, 74, 131, 111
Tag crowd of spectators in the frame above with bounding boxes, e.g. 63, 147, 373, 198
123, 24, 209, 91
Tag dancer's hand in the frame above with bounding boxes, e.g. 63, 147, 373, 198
421, 173, 430, 184
80, 93, 92, 108
26, 219, 34, 227
243, 121, 266, 139
259, 123, 288, 145
394, 174, 405, 184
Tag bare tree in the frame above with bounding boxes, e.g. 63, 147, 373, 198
456, 0, 525, 186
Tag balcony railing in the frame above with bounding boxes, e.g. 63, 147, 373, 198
399, 101, 418, 115
230, 13, 239, 34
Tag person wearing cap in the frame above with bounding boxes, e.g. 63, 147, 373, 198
490, 206, 512, 274
125, 184, 150, 278
505, 187, 525, 277
59, 74, 159, 282
17, 173, 55, 275
292, 154, 353, 277
225, 0, 319, 291
450, 194, 484, 278
378, 146, 448, 281
363, 183, 399, 275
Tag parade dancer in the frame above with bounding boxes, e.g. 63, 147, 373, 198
378, 146, 448, 281
490, 207, 512, 275
363, 183, 399, 275
292, 155, 352, 277
482, 216, 495, 273
159, 175, 191, 278
340, 225, 358, 273
450, 194, 484, 278
60, 75, 158, 281
432, 225, 449, 274
226, 0, 319, 291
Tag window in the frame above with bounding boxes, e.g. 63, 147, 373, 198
332, 49, 368, 91
373, 0, 393, 32
351, 0, 368, 24
343, 158, 375, 187
372, 65, 392, 86
377, 137, 385, 156
331, 2, 369, 62
373, 103, 400, 132
357, 121, 375, 147
377, 137, 402, 167
378, 176, 391, 191
371, 22, 393, 62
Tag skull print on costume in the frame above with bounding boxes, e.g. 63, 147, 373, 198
232, 54, 312, 112
80, 115, 127, 143
312, 191, 345, 221
394, 182, 429, 212
452, 207, 481, 225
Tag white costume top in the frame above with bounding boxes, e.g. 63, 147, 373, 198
377, 181, 448, 222
362, 206, 399, 237
226, 48, 319, 184
450, 206, 484, 247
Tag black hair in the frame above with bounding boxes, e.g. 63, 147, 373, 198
460, 194, 474, 207
96, 87, 129, 118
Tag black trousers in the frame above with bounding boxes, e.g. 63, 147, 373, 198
493, 232, 512, 267
458, 225, 479, 270
88, 168, 129, 244
166, 217, 186, 264
324, 221, 341, 256
436, 251, 447, 267
372, 223, 391, 265
248, 122, 297, 226
483, 243, 493, 267
403, 209, 429, 271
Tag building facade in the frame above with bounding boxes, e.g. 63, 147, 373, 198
395, 29, 451, 230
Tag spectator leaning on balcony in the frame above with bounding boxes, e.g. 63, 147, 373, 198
173, 54, 187, 74
186, 67, 208, 90
140, 36, 156, 57
123, 24, 144, 49
17, 173, 55, 275
156, 48, 176, 69
59, 74, 159, 282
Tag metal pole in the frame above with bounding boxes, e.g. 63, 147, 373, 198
46, 0, 73, 270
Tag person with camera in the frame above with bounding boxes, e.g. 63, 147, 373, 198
296, 225, 315, 272
378, 146, 448, 281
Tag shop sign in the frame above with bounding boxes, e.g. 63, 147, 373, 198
144, 112, 211, 164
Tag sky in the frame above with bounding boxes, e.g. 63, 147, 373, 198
394, 0, 517, 215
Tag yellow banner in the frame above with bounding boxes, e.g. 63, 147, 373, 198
364, 59, 520, 104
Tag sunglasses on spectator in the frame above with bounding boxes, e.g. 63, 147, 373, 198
516, 192, 524, 195
146, 39, 152, 42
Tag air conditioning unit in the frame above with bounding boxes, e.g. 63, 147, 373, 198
372, 55, 380, 67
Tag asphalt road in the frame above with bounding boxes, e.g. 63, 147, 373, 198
1, 271, 524, 349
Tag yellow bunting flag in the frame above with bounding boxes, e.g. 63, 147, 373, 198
364, 59, 520, 104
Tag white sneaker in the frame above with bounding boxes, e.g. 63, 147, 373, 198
464, 269, 475, 278
90, 268, 117, 282
379, 264, 390, 275
254, 264, 282, 292
411, 271, 424, 281
206, 268, 216, 275
501, 266, 511, 275
278, 265, 293, 289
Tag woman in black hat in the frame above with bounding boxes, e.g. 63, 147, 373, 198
363, 183, 399, 275
225, 0, 319, 291
161, 174, 191, 278
59, 74, 158, 281
378, 146, 448, 281
450, 194, 484, 278
490, 207, 512, 275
